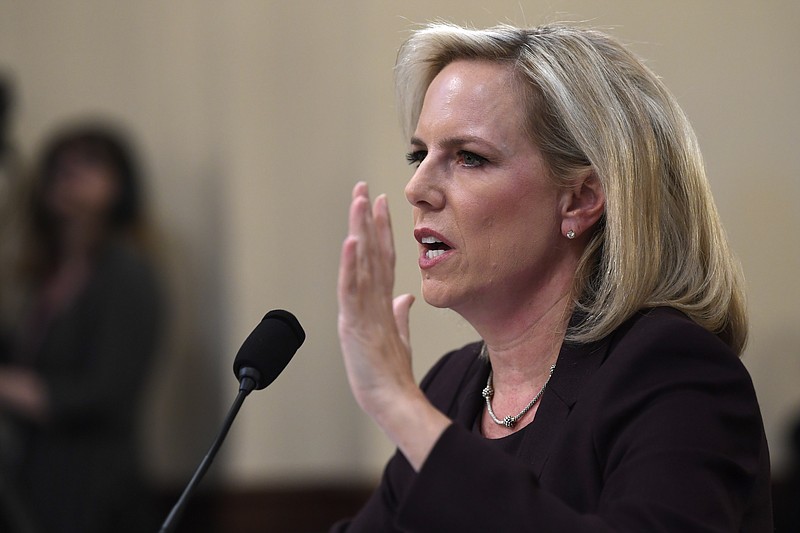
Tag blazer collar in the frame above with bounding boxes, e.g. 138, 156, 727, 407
447, 329, 612, 477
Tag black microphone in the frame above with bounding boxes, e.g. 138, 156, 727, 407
159, 309, 305, 533
234, 309, 306, 393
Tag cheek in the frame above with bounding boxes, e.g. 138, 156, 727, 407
44, 179, 77, 212
490, 194, 559, 257
80, 172, 120, 211
94, 180, 119, 208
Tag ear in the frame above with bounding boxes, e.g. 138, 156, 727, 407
558, 169, 605, 240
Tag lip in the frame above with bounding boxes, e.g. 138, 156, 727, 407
413, 228, 455, 269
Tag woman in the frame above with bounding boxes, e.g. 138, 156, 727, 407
335, 23, 771, 531
0, 122, 163, 533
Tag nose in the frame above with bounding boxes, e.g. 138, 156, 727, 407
404, 159, 445, 211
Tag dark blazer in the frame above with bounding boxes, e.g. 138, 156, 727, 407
5, 243, 163, 533
333, 307, 772, 532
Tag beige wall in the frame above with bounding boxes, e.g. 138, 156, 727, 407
1, 0, 797, 487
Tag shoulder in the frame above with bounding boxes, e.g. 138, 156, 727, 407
611, 306, 734, 356
592, 306, 761, 427
563, 308, 771, 530
603, 306, 745, 377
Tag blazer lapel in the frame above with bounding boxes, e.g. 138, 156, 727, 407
517, 336, 610, 476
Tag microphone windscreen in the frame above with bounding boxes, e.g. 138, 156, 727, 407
233, 309, 305, 390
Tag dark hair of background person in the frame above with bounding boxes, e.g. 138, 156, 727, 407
0, 75, 11, 150
0, 73, 13, 150
22, 121, 153, 280
0, 71, 22, 178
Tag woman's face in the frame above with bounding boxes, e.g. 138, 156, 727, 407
45, 148, 119, 223
405, 60, 573, 320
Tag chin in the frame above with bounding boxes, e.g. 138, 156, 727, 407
420, 281, 462, 310
421, 294, 450, 309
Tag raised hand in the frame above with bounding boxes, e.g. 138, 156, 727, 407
337, 181, 416, 419
337, 182, 449, 471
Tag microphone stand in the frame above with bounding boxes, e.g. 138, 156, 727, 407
158, 370, 260, 533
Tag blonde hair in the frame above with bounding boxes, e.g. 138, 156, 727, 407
395, 23, 747, 354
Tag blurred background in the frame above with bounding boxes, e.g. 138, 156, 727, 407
0, 1, 797, 532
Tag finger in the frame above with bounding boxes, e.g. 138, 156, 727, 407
338, 235, 358, 305
393, 293, 415, 347
352, 180, 369, 201
342, 183, 370, 298
348, 190, 372, 241
349, 185, 394, 294
373, 194, 396, 267
347, 189, 378, 282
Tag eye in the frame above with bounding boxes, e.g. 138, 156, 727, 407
458, 151, 488, 168
405, 150, 427, 168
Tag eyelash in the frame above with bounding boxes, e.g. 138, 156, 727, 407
405, 150, 426, 167
458, 151, 488, 168
404, 150, 489, 168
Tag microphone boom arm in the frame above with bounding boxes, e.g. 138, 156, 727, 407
157, 309, 304, 532
158, 381, 254, 533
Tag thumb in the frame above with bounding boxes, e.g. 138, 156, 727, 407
392, 293, 415, 347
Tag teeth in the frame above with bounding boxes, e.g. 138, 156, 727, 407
421, 236, 442, 244
425, 249, 446, 259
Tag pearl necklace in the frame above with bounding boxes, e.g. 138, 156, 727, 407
480, 345, 556, 429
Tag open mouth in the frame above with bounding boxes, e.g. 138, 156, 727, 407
421, 235, 452, 259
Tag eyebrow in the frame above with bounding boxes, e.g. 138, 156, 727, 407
409, 135, 498, 152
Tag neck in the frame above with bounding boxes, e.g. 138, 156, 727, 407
475, 294, 571, 438
56, 217, 107, 261
473, 290, 571, 389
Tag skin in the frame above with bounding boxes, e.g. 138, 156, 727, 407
47, 150, 120, 247
338, 60, 605, 469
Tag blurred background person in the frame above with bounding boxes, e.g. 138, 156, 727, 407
774, 412, 800, 532
0, 71, 38, 533
0, 121, 164, 533
0, 71, 25, 342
